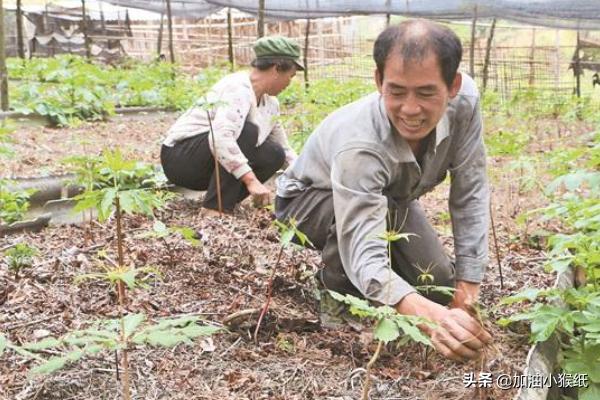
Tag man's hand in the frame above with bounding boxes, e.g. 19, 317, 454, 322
451, 280, 481, 313
396, 292, 491, 362
241, 171, 271, 207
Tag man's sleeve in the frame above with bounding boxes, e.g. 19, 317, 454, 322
209, 88, 253, 179
448, 99, 490, 283
331, 147, 416, 305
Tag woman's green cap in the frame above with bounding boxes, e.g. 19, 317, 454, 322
253, 36, 304, 70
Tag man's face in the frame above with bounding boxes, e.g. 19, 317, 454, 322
376, 51, 461, 145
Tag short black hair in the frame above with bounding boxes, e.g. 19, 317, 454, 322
251, 57, 296, 72
373, 20, 462, 88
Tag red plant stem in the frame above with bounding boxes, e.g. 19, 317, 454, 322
206, 110, 223, 214
115, 196, 131, 400
489, 200, 504, 290
253, 245, 285, 344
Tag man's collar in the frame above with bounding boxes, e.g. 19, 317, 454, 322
435, 113, 450, 148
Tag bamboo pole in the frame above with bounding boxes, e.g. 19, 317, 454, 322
469, 6, 477, 78
81, 0, 91, 59
165, 0, 175, 63
227, 8, 234, 71
257, 0, 265, 38
482, 18, 496, 93
16, 0, 24, 58
303, 18, 310, 90
0, 0, 9, 111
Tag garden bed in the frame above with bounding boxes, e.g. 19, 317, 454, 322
0, 181, 553, 399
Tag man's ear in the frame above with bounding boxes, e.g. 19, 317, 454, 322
374, 68, 383, 93
449, 72, 462, 98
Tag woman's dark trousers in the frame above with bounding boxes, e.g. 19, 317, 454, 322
161, 120, 285, 212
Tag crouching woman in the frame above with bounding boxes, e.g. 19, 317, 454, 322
160, 36, 302, 215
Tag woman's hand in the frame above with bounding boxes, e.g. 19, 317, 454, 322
241, 171, 271, 207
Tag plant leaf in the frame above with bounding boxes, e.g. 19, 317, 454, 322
123, 313, 146, 338
0, 334, 6, 354
30, 356, 68, 375
21, 337, 62, 351
374, 318, 399, 343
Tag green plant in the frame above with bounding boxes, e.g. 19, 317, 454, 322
329, 227, 433, 400
0, 179, 35, 225
70, 148, 174, 400
0, 314, 220, 377
3, 243, 38, 279
253, 218, 312, 344
499, 134, 600, 400
136, 219, 201, 265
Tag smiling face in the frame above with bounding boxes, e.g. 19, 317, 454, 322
376, 50, 461, 147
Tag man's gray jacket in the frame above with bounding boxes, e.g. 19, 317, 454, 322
276, 74, 489, 306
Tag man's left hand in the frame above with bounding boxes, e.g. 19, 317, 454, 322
451, 280, 481, 313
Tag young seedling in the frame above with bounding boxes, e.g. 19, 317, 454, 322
136, 219, 201, 265
71, 148, 173, 400
330, 225, 434, 400
1, 314, 221, 379
62, 154, 102, 243
3, 243, 38, 280
0, 181, 35, 226
253, 218, 312, 344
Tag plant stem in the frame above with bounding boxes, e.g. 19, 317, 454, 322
489, 200, 504, 290
206, 111, 223, 214
115, 196, 127, 303
253, 245, 285, 344
362, 340, 383, 400
115, 196, 131, 400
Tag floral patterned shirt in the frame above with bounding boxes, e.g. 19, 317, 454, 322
163, 71, 297, 179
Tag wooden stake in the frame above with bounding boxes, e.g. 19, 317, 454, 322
482, 18, 496, 93
165, 0, 175, 63
303, 18, 310, 90
469, 6, 477, 78
227, 8, 234, 71
575, 29, 581, 98
157, 11, 164, 56
257, 0, 265, 38
528, 28, 536, 87
16, 0, 24, 58
0, 0, 9, 111
81, 0, 91, 59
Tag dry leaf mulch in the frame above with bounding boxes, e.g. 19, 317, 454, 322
0, 192, 553, 400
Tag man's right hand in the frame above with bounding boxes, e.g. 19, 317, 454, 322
396, 292, 491, 362
241, 171, 271, 207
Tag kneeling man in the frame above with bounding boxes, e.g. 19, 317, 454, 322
276, 19, 492, 361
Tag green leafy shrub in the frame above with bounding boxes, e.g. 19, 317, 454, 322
3, 243, 38, 279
